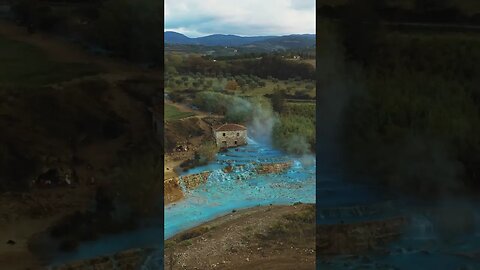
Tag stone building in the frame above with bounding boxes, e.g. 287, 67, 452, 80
213, 123, 247, 148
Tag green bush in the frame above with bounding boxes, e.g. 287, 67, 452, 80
192, 91, 253, 123
272, 103, 316, 154
194, 141, 218, 165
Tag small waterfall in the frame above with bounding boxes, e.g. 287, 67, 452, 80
292, 159, 303, 169
246, 136, 258, 145
178, 175, 188, 194
408, 214, 436, 240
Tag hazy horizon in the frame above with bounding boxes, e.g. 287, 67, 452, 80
165, 0, 315, 38
164, 30, 316, 38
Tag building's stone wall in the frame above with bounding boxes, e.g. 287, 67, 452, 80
214, 130, 247, 148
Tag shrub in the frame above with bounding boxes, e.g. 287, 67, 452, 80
194, 141, 218, 165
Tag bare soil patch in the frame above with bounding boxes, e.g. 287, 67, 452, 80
164, 204, 315, 270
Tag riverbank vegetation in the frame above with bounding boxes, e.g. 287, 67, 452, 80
165, 52, 317, 155
319, 0, 480, 197
273, 102, 316, 154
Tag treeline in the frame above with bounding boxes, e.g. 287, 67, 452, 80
190, 91, 316, 155
203, 49, 316, 61
192, 91, 252, 123
172, 55, 315, 80
272, 103, 316, 154
333, 24, 480, 196
319, 0, 480, 25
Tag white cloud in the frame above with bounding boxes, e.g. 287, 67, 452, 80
165, 0, 315, 37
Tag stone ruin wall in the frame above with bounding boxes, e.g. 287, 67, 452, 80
255, 161, 292, 174
179, 171, 211, 189
164, 177, 183, 204
164, 161, 293, 204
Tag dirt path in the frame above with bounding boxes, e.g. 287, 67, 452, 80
165, 204, 315, 270
165, 100, 223, 120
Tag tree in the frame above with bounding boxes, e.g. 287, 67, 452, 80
271, 87, 286, 113
194, 141, 218, 165
225, 80, 239, 91
166, 66, 177, 75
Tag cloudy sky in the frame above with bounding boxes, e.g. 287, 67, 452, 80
165, 0, 315, 37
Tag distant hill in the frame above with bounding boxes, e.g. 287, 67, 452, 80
164, 31, 194, 44
164, 31, 316, 49
247, 34, 316, 50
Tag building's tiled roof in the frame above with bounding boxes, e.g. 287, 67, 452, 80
214, 123, 247, 132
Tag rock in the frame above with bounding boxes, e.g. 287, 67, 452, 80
180, 171, 211, 189
256, 162, 292, 174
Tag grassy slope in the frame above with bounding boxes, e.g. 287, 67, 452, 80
165, 74, 316, 98
164, 103, 195, 121
165, 204, 315, 270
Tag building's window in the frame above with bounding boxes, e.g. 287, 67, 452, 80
234, 141, 237, 145
222, 141, 227, 145
237, 133, 239, 136
223, 133, 226, 136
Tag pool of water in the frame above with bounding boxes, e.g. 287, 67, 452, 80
164, 137, 316, 238
50, 138, 480, 269
50, 138, 316, 266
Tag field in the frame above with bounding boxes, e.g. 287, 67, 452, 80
165, 73, 316, 98
0, 35, 100, 86
164, 50, 317, 154
164, 103, 195, 121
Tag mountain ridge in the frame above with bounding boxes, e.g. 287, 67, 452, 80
164, 31, 316, 48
